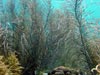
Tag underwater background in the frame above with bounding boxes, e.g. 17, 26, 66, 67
0, 0, 100, 75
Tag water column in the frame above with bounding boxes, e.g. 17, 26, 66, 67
0, 0, 3, 24
0, 0, 3, 12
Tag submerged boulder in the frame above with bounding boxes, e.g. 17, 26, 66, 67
48, 66, 83, 75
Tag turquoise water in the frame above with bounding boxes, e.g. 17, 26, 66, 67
1, 0, 100, 27
2, 0, 100, 18
52, 0, 100, 18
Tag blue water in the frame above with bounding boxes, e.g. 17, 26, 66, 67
51, 0, 100, 18
2, 0, 100, 18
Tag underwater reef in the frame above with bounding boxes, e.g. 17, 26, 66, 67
0, 0, 100, 75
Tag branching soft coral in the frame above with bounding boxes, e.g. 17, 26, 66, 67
0, 52, 23, 75
5, 52, 23, 75
0, 56, 9, 75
